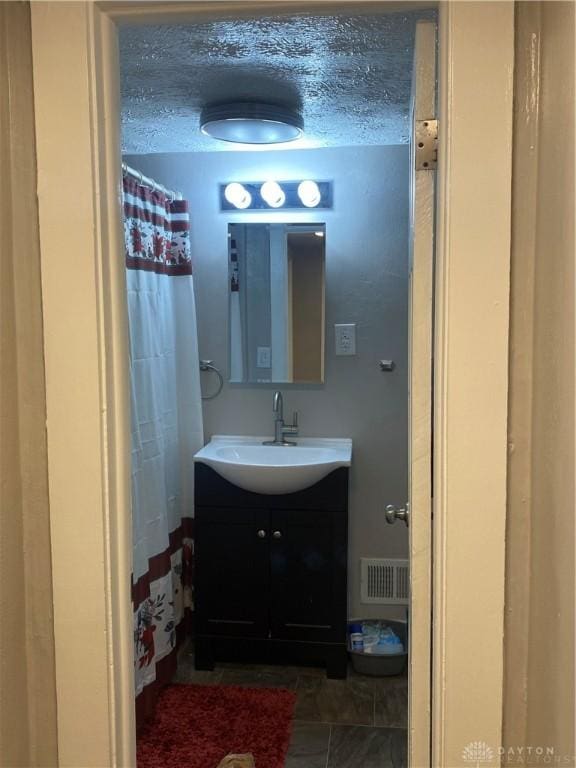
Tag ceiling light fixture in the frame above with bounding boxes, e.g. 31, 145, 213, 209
224, 182, 252, 209
260, 181, 286, 208
298, 180, 322, 208
200, 103, 304, 145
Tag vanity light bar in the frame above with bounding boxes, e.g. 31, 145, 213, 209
220, 180, 333, 211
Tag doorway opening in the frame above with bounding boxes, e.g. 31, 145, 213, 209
119, 6, 436, 766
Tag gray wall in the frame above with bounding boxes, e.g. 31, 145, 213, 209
125, 145, 410, 619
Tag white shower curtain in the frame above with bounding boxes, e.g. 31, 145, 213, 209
123, 176, 204, 729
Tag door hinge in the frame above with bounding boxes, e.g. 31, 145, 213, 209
415, 119, 438, 170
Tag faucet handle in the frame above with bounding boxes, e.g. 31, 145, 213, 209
282, 411, 299, 438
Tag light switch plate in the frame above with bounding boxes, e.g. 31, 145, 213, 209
335, 323, 356, 355
257, 346, 271, 368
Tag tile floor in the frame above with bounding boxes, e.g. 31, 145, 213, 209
173, 649, 408, 768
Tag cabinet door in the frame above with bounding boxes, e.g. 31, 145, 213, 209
195, 507, 270, 638
269, 509, 347, 643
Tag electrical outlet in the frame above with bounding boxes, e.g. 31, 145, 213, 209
256, 346, 271, 368
334, 323, 356, 356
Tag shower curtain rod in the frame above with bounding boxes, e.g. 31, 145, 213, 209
122, 162, 182, 201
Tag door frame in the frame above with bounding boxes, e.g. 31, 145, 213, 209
408, 19, 436, 768
30, 2, 513, 766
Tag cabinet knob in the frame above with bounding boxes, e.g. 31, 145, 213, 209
257, 529, 267, 538
272, 530, 282, 539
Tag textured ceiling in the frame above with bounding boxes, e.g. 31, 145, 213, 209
120, 10, 436, 154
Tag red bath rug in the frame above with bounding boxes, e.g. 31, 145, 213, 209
137, 684, 296, 768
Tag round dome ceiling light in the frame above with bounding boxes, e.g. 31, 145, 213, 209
297, 180, 322, 208
260, 181, 286, 208
200, 103, 304, 145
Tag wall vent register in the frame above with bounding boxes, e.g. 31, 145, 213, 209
360, 558, 409, 604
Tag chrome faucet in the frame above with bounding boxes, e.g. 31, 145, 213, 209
263, 391, 298, 446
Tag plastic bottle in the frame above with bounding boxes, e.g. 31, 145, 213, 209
348, 622, 364, 651
350, 632, 364, 651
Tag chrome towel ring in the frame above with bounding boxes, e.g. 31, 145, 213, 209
200, 360, 224, 400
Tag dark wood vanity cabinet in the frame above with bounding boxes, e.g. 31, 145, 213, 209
194, 506, 270, 638
194, 463, 349, 678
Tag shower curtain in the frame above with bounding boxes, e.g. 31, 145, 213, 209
123, 176, 204, 729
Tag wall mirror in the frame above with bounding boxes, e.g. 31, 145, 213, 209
229, 223, 325, 384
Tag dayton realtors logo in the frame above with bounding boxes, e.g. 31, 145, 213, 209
500, 746, 573, 765
463, 742, 573, 765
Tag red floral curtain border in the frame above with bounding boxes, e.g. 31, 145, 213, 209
133, 517, 194, 731
123, 176, 192, 276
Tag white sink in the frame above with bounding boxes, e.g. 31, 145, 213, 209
194, 435, 352, 495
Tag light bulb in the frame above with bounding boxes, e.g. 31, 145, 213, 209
224, 182, 251, 209
260, 181, 286, 208
297, 180, 321, 208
